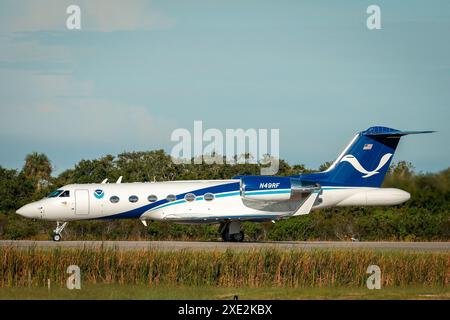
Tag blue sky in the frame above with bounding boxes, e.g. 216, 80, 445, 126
0, 0, 449, 174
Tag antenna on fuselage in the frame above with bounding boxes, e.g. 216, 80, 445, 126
101, 179, 108, 184
116, 176, 123, 184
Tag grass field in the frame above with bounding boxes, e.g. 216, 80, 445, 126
0, 246, 448, 299
0, 285, 448, 300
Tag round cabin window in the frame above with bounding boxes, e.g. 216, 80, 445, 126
204, 193, 214, 201
129, 195, 139, 203
110, 196, 120, 204
184, 193, 196, 202
166, 194, 177, 202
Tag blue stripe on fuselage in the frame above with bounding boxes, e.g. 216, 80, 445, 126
97, 183, 362, 220
244, 189, 291, 196
98, 181, 240, 220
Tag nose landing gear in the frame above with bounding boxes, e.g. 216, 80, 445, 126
220, 221, 245, 242
52, 221, 68, 241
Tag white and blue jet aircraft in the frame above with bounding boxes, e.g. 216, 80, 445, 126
16, 126, 433, 242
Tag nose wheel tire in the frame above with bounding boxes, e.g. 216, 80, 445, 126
51, 221, 68, 241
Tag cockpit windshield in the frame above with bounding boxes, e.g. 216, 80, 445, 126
60, 190, 70, 197
48, 190, 64, 198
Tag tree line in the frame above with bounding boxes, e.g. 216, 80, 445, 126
0, 151, 448, 241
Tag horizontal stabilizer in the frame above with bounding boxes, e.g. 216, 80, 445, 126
362, 126, 435, 137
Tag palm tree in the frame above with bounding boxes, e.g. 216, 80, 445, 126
22, 152, 52, 191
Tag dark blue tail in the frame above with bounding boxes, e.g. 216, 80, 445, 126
299, 126, 434, 188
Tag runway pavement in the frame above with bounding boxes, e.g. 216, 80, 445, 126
0, 240, 449, 251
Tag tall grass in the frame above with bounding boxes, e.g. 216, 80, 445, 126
0, 247, 448, 288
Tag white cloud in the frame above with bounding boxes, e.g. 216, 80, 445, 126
1, 97, 177, 149
0, 1, 177, 151
82, 0, 175, 32
0, 0, 175, 32
0, 69, 177, 149
0, 69, 93, 100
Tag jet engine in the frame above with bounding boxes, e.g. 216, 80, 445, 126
237, 176, 320, 201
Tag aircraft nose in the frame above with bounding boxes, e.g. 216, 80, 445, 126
16, 204, 39, 218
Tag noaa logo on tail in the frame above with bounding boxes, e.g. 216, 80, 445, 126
340, 153, 392, 178
94, 189, 104, 199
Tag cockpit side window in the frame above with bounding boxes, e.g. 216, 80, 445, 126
48, 190, 63, 198
59, 190, 70, 197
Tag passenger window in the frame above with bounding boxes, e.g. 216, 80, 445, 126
129, 195, 139, 203
59, 190, 70, 197
204, 193, 214, 201
166, 194, 176, 202
110, 196, 120, 204
148, 195, 158, 203
184, 193, 196, 202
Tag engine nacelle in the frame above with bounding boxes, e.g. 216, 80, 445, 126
238, 176, 319, 201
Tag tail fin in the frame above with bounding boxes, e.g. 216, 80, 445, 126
300, 126, 434, 188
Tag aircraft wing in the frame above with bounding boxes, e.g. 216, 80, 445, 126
292, 190, 321, 216
162, 184, 322, 224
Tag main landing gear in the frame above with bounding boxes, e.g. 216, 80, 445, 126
220, 221, 244, 242
52, 221, 68, 241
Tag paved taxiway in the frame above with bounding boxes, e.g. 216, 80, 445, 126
0, 240, 448, 251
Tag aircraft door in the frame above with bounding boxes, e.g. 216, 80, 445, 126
75, 190, 90, 215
